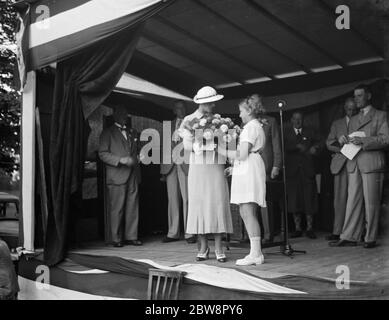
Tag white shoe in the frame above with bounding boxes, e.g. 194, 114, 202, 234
235, 254, 264, 266
196, 247, 210, 261
215, 251, 227, 263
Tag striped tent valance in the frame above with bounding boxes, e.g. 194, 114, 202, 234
14, 0, 173, 86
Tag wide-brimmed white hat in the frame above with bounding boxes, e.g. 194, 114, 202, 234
193, 86, 224, 104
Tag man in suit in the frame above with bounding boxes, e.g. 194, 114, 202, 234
326, 98, 357, 241
99, 106, 142, 247
330, 84, 389, 248
160, 101, 194, 243
249, 94, 282, 243
285, 112, 322, 239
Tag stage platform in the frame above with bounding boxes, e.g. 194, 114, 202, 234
14, 233, 389, 299
70, 233, 389, 284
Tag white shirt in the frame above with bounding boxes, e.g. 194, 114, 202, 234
294, 128, 302, 135
175, 118, 183, 131
346, 116, 350, 126
361, 105, 372, 116
240, 119, 265, 153
115, 122, 127, 140
172, 118, 184, 142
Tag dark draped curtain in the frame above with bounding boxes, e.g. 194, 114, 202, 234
44, 25, 143, 266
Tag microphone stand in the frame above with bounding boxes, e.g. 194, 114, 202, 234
268, 101, 306, 257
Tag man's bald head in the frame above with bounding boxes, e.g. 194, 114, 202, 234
344, 97, 357, 118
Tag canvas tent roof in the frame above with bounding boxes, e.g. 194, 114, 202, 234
115, 73, 191, 101
127, 0, 387, 99
110, 72, 193, 119
114, 72, 191, 113
16, 0, 387, 107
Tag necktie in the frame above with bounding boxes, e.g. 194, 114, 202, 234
116, 124, 127, 140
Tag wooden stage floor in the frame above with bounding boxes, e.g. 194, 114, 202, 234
71, 233, 389, 285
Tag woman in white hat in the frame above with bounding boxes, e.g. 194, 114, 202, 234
180, 86, 233, 262
217, 97, 266, 266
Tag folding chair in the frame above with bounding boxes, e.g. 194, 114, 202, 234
147, 268, 186, 300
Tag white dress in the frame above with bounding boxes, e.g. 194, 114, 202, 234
180, 110, 233, 235
230, 119, 267, 207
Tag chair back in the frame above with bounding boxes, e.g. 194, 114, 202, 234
147, 268, 186, 300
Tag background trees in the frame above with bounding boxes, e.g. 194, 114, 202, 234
0, 0, 20, 177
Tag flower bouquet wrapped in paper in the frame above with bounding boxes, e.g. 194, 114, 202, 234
181, 114, 241, 154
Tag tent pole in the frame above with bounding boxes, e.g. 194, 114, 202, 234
21, 71, 36, 252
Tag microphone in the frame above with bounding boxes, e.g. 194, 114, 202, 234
277, 100, 287, 109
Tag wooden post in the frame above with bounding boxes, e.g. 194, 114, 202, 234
35, 107, 48, 242
21, 71, 36, 252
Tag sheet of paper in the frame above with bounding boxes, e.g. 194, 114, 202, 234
340, 131, 366, 160
341, 143, 361, 160
348, 131, 366, 138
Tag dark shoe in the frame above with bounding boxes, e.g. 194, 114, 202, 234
125, 240, 142, 246
113, 242, 123, 248
186, 236, 197, 244
325, 234, 340, 241
162, 236, 179, 243
363, 241, 377, 249
306, 230, 317, 239
329, 239, 357, 247
68, 242, 85, 250
290, 230, 303, 238
262, 237, 274, 245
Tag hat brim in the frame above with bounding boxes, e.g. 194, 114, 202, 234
193, 94, 224, 104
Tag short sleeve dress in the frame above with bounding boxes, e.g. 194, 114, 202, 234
230, 119, 267, 207
182, 111, 233, 235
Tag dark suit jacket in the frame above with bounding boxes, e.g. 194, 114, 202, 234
284, 125, 322, 178
260, 115, 282, 175
99, 125, 141, 185
160, 119, 189, 176
327, 117, 349, 175
347, 107, 389, 173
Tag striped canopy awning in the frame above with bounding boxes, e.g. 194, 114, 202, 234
14, 0, 174, 85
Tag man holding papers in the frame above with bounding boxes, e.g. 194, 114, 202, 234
326, 98, 357, 241
330, 84, 389, 248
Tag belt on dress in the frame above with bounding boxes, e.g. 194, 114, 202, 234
250, 149, 263, 155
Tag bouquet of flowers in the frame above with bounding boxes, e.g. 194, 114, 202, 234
182, 114, 241, 150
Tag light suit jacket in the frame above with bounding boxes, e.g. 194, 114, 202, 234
327, 117, 349, 175
346, 107, 389, 173
160, 118, 189, 176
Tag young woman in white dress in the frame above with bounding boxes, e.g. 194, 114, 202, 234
218, 98, 267, 266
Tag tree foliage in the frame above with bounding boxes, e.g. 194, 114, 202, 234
0, 0, 21, 175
